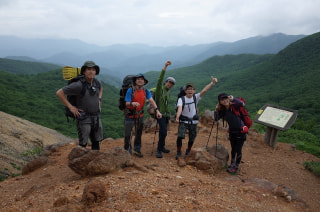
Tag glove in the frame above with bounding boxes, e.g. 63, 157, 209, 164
241, 126, 248, 133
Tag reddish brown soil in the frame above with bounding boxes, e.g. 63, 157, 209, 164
0, 122, 319, 211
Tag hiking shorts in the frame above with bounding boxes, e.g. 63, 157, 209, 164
77, 116, 103, 146
178, 122, 197, 141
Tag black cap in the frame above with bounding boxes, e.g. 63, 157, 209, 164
218, 93, 228, 101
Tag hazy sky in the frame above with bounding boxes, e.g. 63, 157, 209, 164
0, 0, 319, 46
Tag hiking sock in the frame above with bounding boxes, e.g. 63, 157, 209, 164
176, 137, 183, 148
176, 151, 182, 160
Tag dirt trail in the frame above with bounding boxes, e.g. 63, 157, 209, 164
0, 122, 319, 211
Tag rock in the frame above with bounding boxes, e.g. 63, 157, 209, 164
177, 158, 186, 167
22, 156, 49, 175
68, 146, 132, 176
185, 147, 225, 173
207, 144, 229, 167
82, 180, 107, 204
53, 196, 69, 207
200, 110, 215, 125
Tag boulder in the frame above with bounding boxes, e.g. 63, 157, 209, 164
68, 146, 131, 176
22, 156, 49, 175
82, 180, 107, 204
184, 146, 228, 174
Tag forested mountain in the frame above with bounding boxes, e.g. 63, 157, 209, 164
0, 32, 319, 156
0, 69, 123, 139
0, 33, 305, 78
0, 58, 61, 74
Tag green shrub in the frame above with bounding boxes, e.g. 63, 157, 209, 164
303, 161, 320, 177
278, 129, 320, 157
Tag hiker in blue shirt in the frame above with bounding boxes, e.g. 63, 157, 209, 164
214, 93, 248, 173
124, 73, 161, 157
56, 61, 103, 150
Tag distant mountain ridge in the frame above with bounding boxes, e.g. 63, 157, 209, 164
0, 32, 319, 156
0, 33, 306, 77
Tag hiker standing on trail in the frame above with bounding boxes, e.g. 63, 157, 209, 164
124, 73, 162, 157
154, 60, 176, 158
214, 93, 248, 173
175, 77, 218, 159
56, 61, 103, 150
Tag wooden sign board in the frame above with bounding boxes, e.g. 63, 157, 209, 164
254, 104, 298, 131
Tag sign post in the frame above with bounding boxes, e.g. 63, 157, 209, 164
254, 104, 298, 148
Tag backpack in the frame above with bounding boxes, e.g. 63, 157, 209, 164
64, 75, 101, 121
231, 97, 252, 128
118, 75, 136, 111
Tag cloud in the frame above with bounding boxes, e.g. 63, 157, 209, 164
0, 0, 319, 46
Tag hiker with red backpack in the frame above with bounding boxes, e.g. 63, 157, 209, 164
124, 73, 162, 157
56, 61, 103, 150
214, 93, 252, 173
175, 76, 218, 159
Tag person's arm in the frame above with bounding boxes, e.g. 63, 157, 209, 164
99, 86, 103, 111
199, 76, 218, 97
148, 97, 162, 118
125, 88, 140, 108
56, 88, 81, 117
155, 60, 171, 106
175, 105, 182, 122
146, 88, 162, 118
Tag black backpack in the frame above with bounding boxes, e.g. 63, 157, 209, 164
65, 75, 101, 121
118, 75, 136, 111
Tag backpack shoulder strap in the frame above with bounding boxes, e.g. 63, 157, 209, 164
181, 96, 186, 111
193, 94, 197, 110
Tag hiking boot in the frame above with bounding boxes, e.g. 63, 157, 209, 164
161, 147, 170, 153
227, 163, 238, 173
175, 151, 182, 160
156, 150, 163, 158
133, 151, 143, 158
185, 149, 190, 156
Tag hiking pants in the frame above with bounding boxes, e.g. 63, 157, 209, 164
124, 116, 144, 152
76, 115, 103, 150
229, 132, 246, 165
176, 122, 197, 151
157, 116, 169, 151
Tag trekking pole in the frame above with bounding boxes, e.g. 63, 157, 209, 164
205, 121, 215, 151
215, 120, 219, 157
151, 121, 158, 155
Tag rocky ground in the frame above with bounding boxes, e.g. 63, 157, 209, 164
0, 115, 319, 211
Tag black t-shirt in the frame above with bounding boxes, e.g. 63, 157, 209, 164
62, 78, 101, 113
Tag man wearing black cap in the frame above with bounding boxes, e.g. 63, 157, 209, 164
56, 61, 103, 150
175, 76, 218, 159
124, 73, 162, 157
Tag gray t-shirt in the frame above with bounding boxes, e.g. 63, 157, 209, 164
62, 78, 101, 114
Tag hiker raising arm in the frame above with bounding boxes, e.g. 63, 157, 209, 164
199, 76, 218, 97
154, 60, 175, 158
174, 77, 218, 160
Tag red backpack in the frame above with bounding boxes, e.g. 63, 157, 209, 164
231, 97, 252, 128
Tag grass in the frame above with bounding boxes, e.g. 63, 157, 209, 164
303, 161, 320, 177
